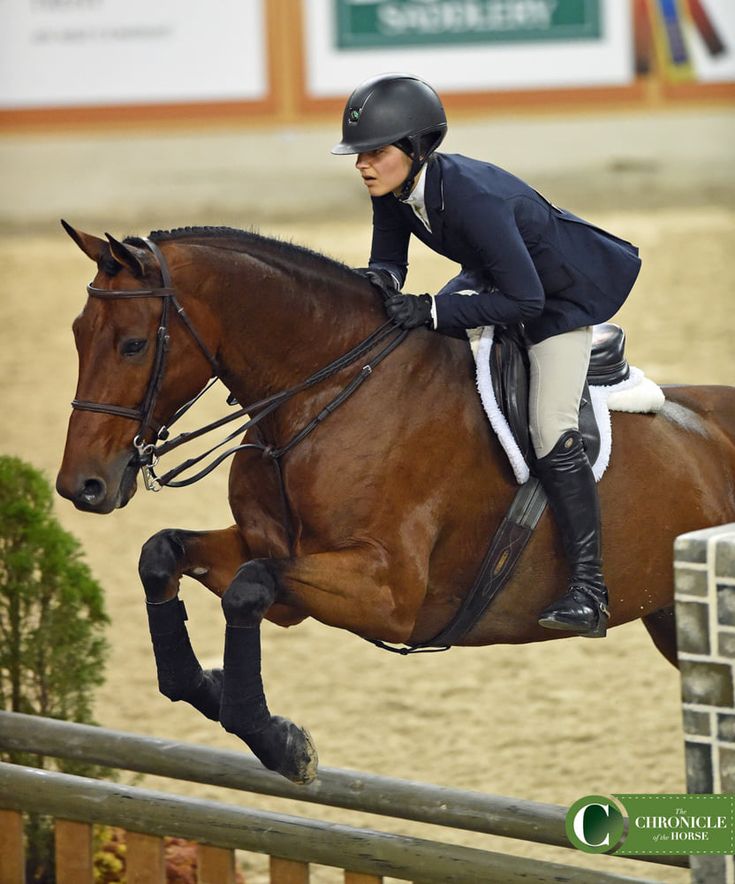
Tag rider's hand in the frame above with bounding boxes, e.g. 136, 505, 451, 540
384, 293, 434, 329
354, 267, 398, 302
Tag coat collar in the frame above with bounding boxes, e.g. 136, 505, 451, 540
420, 155, 444, 242
392, 155, 445, 244
423, 154, 444, 215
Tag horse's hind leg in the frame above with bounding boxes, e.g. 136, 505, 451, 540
642, 606, 679, 669
219, 559, 318, 785
139, 525, 247, 721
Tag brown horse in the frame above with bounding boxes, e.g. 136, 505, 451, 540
57, 223, 735, 783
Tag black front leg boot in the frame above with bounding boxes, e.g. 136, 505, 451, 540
220, 624, 318, 784
534, 430, 610, 638
146, 597, 222, 720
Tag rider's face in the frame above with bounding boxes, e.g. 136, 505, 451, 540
355, 146, 412, 197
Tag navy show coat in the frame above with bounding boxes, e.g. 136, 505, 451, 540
367, 153, 641, 344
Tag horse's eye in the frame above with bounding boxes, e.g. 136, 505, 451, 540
121, 338, 148, 357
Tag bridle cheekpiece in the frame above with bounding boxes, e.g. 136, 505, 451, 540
71, 237, 219, 490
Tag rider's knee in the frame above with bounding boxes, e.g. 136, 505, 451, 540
531, 421, 580, 460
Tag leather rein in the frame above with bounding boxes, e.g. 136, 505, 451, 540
71, 238, 408, 522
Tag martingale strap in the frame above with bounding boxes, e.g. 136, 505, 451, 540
369, 478, 548, 654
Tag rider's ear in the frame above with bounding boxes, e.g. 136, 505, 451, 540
105, 233, 146, 278
61, 220, 109, 264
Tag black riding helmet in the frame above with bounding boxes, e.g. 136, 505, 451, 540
331, 73, 447, 200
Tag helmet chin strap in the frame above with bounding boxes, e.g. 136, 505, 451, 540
396, 153, 425, 202
395, 132, 443, 201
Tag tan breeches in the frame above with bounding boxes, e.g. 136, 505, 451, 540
528, 326, 593, 458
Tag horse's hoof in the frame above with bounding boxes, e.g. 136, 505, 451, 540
279, 719, 319, 785
248, 716, 319, 785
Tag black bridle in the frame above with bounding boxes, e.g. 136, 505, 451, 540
71, 237, 408, 515
72, 237, 219, 466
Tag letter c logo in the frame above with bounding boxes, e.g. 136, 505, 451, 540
566, 795, 625, 854
573, 802, 611, 847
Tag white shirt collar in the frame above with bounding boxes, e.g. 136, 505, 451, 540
403, 165, 427, 210
401, 166, 431, 232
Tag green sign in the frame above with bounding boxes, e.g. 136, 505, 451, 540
566, 794, 735, 856
335, 0, 602, 49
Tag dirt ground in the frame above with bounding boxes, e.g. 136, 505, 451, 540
0, 112, 733, 882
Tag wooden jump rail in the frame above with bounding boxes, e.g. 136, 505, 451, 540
0, 711, 685, 883
0, 760, 662, 884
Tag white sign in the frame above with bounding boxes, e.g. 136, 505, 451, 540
304, 0, 634, 96
0, 0, 267, 108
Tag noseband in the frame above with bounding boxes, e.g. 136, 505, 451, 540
72, 238, 219, 467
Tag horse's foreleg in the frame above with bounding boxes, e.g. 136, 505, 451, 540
139, 526, 247, 721
219, 559, 318, 784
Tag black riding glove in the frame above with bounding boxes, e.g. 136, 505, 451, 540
384, 293, 434, 329
354, 267, 398, 302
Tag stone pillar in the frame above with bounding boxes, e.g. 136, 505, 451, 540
675, 523, 735, 884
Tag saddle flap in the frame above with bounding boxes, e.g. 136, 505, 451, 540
488, 324, 601, 472
490, 326, 532, 464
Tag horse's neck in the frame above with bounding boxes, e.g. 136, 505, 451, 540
194, 244, 383, 402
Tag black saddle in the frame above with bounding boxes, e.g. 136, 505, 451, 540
490, 323, 629, 470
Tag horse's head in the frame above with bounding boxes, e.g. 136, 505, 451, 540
56, 222, 217, 514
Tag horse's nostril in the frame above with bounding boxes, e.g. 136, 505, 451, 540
80, 478, 107, 506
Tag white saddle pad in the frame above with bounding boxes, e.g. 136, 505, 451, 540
469, 326, 665, 485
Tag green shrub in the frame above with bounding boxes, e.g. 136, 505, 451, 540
0, 455, 110, 882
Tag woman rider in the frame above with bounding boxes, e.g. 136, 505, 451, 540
331, 73, 642, 639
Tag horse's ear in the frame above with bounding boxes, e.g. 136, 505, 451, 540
104, 232, 145, 278
61, 219, 108, 263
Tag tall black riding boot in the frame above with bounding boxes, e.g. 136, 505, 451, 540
534, 429, 610, 638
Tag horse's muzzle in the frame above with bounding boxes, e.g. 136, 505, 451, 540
56, 456, 139, 514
